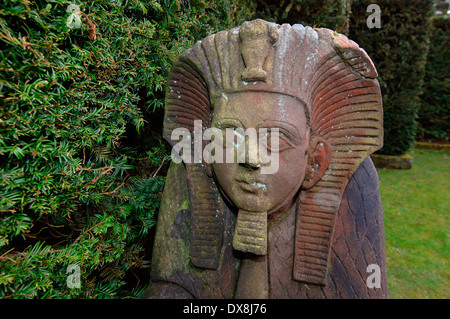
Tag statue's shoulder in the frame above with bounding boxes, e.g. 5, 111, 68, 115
146, 161, 240, 299
150, 161, 192, 282
330, 157, 388, 298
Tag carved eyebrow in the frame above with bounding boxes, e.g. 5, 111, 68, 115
259, 120, 301, 142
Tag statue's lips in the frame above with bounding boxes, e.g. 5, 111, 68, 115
236, 178, 267, 193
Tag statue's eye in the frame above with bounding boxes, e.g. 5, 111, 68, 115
260, 129, 295, 153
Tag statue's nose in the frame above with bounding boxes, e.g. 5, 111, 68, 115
241, 138, 262, 169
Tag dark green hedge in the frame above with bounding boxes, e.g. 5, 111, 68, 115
254, 0, 352, 34
0, 0, 254, 298
417, 16, 449, 141
349, 0, 434, 155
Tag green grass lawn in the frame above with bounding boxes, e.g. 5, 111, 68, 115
376, 148, 449, 299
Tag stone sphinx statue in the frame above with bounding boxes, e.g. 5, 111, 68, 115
143, 19, 388, 299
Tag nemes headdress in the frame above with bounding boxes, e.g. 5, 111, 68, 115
163, 19, 383, 286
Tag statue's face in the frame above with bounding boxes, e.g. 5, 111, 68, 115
211, 91, 310, 214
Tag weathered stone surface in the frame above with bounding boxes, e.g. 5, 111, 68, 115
414, 141, 450, 152
144, 19, 387, 299
371, 153, 413, 169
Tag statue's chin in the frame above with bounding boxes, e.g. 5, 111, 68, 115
232, 196, 295, 219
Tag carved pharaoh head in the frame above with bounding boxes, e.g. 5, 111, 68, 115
163, 19, 383, 286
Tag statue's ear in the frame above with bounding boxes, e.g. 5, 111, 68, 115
303, 137, 331, 189
202, 138, 214, 177
204, 161, 213, 177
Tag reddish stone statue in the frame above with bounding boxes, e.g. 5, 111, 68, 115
143, 19, 388, 299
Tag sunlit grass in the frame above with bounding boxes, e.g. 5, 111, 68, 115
376, 148, 449, 298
